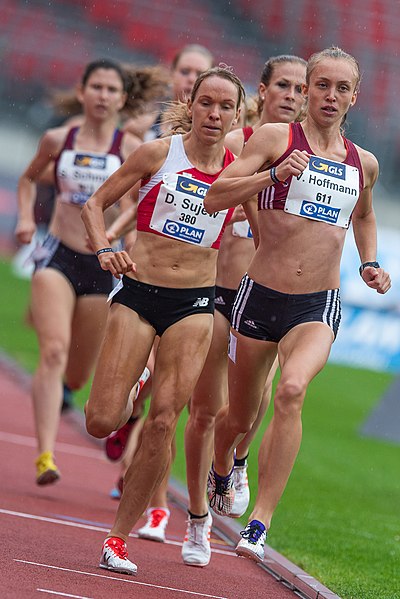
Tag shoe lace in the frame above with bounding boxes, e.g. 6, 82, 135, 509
240, 523, 265, 544
36, 452, 55, 471
208, 471, 232, 512
186, 518, 208, 545
149, 509, 167, 527
106, 538, 127, 559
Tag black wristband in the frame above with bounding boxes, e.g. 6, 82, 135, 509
96, 247, 113, 256
270, 166, 288, 187
359, 261, 380, 276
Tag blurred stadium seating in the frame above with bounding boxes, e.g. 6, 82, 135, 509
1, 0, 400, 190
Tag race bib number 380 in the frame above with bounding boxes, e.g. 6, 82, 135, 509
284, 155, 360, 228
150, 173, 227, 246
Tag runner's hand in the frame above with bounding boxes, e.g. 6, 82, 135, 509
361, 266, 391, 294
97, 250, 136, 279
15, 218, 36, 244
275, 150, 310, 183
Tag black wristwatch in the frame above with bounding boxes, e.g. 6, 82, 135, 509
359, 261, 380, 276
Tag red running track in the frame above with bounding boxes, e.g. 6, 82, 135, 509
0, 359, 336, 599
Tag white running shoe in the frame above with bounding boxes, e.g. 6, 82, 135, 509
207, 465, 235, 516
230, 464, 250, 517
137, 507, 170, 542
182, 512, 213, 567
99, 537, 137, 575
236, 520, 267, 563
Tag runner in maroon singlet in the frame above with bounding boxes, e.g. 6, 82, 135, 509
205, 47, 391, 563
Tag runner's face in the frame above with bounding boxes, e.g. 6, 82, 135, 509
79, 68, 126, 120
260, 62, 306, 123
305, 58, 358, 125
172, 51, 213, 101
188, 76, 239, 144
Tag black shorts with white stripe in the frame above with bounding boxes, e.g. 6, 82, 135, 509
231, 274, 341, 342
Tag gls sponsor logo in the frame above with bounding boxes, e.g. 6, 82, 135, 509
300, 201, 340, 224
309, 157, 345, 180
74, 154, 107, 169
163, 219, 205, 244
176, 176, 210, 198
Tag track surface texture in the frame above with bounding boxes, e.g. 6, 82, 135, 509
0, 360, 339, 598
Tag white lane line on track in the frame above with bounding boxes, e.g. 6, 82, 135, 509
18, 561, 229, 599
37, 590, 93, 599
0, 509, 234, 557
0, 431, 103, 459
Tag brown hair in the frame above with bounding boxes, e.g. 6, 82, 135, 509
122, 64, 170, 117
171, 44, 214, 71
257, 54, 307, 115
243, 95, 259, 126
50, 61, 170, 120
162, 66, 245, 135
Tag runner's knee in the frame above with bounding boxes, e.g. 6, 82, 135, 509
85, 409, 120, 439
40, 338, 69, 372
187, 407, 217, 436
274, 378, 306, 417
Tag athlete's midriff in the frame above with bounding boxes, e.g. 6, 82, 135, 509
216, 230, 255, 289
127, 230, 218, 288
248, 210, 345, 294
49, 200, 119, 254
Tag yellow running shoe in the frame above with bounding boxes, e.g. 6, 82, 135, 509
35, 451, 60, 485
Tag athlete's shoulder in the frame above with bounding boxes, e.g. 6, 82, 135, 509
254, 122, 290, 142
124, 135, 171, 178
134, 135, 171, 159
39, 125, 71, 157
352, 143, 379, 187
121, 131, 143, 159
225, 128, 245, 155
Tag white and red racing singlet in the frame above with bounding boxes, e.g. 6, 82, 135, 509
137, 135, 235, 249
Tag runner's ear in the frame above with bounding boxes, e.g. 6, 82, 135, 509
349, 90, 358, 107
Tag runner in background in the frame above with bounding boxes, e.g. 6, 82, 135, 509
205, 46, 391, 562
14, 59, 143, 485
14, 64, 170, 412
182, 55, 307, 567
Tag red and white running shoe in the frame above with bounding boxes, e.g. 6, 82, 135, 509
137, 507, 170, 542
99, 537, 137, 575
104, 367, 150, 461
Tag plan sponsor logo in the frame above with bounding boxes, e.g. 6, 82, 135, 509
309, 157, 345, 180
71, 191, 90, 205
163, 219, 204, 244
300, 201, 340, 224
74, 154, 107, 169
176, 175, 210, 198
